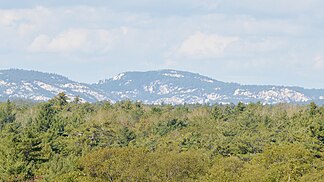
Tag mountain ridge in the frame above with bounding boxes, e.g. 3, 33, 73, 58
0, 69, 323, 105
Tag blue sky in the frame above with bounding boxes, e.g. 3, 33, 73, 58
0, 0, 324, 88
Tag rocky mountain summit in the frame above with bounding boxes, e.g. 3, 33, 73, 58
0, 69, 323, 105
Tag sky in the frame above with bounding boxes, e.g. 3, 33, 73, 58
0, 0, 324, 88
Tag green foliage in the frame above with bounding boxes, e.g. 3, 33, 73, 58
0, 100, 16, 129
0, 95, 323, 181
154, 118, 188, 136
79, 147, 208, 181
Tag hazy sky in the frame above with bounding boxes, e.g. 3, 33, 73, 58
0, 0, 324, 88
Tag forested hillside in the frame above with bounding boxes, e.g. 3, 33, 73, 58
0, 93, 323, 181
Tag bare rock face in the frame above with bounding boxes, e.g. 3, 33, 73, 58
1, 69, 323, 105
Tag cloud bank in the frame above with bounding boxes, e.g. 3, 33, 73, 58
0, 1, 324, 88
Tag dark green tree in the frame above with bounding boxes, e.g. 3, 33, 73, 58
0, 100, 16, 129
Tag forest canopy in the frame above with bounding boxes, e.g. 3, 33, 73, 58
0, 93, 323, 181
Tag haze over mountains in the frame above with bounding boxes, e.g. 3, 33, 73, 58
0, 69, 323, 105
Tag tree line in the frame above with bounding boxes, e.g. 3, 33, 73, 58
0, 93, 323, 181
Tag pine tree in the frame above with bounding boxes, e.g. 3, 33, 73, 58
0, 100, 16, 129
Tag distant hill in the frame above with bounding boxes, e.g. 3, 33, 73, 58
0, 69, 107, 103
0, 69, 323, 105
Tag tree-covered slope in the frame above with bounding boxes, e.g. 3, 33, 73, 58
0, 96, 323, 181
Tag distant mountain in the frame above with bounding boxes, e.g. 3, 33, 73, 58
0, 69, 323, 105
0, 69, 107, 103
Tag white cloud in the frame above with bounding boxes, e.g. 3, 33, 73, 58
28, 34, 50, 51
121, 26, 129, 35
0, 6, 50, 30
231, 37, 289, 55
0, 10, 19, 26
314, 55, 324, 69
17, 23, 37, 36
175, 32, 239, 58
28, 29, 114, 53
224, 0, 322, 14
48, 29, 88, 52
1, 2, 324, 88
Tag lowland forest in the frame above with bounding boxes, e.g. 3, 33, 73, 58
0, 93, 323, 181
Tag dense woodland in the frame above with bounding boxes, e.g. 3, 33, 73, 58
0, 93, 323, 181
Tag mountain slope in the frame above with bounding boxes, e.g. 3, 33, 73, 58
0, 69, 323, 105
94, 69, 324, 105
0, 69, 107, 102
